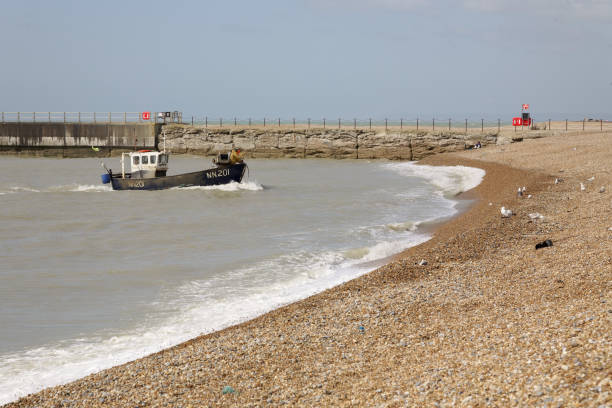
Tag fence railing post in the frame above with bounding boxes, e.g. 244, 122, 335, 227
205, 116, 208, 128
338, 118, 341, 129
385, 118, 388, 131
33, 112, 36, 122
308, 118, 310, 129
416, 118, 419, 130
601, 119, 603, 132
220, 118, 223, 128
78, 112, 81, 123
481, 118, 484, 132
249, 118, 251, 127
17, 112, 20, 123
234, 117, 237, 127
369, 118, 371, 130
354, 118, 356, 130
498, 118, 500, 133
278, 118, 280, 127
465, 119, 468, 134
448, 118, 451, 131
432, 118, 435, 131
293, 118, 295, 128
191, 116, 194, 126
108, 112, 111, 123
565, 119, 567, 131
583, 119, 585, 131
48, 112, 51, 122
323, 118, 326, 129
400, 118, 403, 131
264, 118, 266, 127
63, 112, 66, 123
1, 112, 4, 123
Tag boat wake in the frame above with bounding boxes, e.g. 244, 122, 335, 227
171, 180, 263, 191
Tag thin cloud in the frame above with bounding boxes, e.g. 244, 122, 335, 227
463, 0, 612, 20
309, 0, 612, 20
307, 0, 430, 11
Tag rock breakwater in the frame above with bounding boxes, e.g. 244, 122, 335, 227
160, 125, 500, 160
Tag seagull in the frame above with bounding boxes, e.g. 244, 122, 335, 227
587, 176, 595, 182
580, 183, 586, 191
517, 187, 523, 197
501, 207, 513, 217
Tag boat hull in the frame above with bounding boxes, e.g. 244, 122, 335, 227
109, 163, 246, 191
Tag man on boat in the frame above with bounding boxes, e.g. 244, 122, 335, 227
230, 148, 244, 164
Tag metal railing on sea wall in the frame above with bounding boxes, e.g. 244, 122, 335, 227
2, 112, 610, 133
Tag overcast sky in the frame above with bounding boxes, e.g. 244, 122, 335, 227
1, 0, 610, 120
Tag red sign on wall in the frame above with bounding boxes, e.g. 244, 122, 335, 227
522, 104, 529, 110
142, 111, 151, 120
512, 117, 523, 126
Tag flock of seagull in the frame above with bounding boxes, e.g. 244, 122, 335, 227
500, 175, 604, 219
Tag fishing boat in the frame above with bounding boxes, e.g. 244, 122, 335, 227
100, 149, 247, 190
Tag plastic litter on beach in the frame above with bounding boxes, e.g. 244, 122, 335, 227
418, 259, 428, 266
501, 207, 513, 218
222, 386, 236, 395
528, 213, 544, 220
358, 325, 365, 333
535, 239, 553, 250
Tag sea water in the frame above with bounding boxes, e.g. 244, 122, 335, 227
0, 156, 484, 403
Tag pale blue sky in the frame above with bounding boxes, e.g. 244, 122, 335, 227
1, 0, 610, 120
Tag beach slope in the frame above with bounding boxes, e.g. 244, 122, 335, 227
6, 132, 611, 407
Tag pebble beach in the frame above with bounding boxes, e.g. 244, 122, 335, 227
5, 131, 611, 407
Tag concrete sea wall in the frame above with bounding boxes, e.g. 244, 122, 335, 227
0, 123, 158, 157
0, 122, 554, 159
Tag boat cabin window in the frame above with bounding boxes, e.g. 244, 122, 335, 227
159, 154, 168, 165
133, 156, 140, 165
142, 155, 149, 164
150, 155, 156, 164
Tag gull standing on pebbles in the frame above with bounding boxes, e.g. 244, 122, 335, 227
580, 183, 586, 191
501, 207, 513, 217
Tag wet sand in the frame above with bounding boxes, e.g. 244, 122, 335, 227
5, 132, 612, 407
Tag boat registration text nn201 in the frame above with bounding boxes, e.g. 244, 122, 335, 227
206, 168, 231, 179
